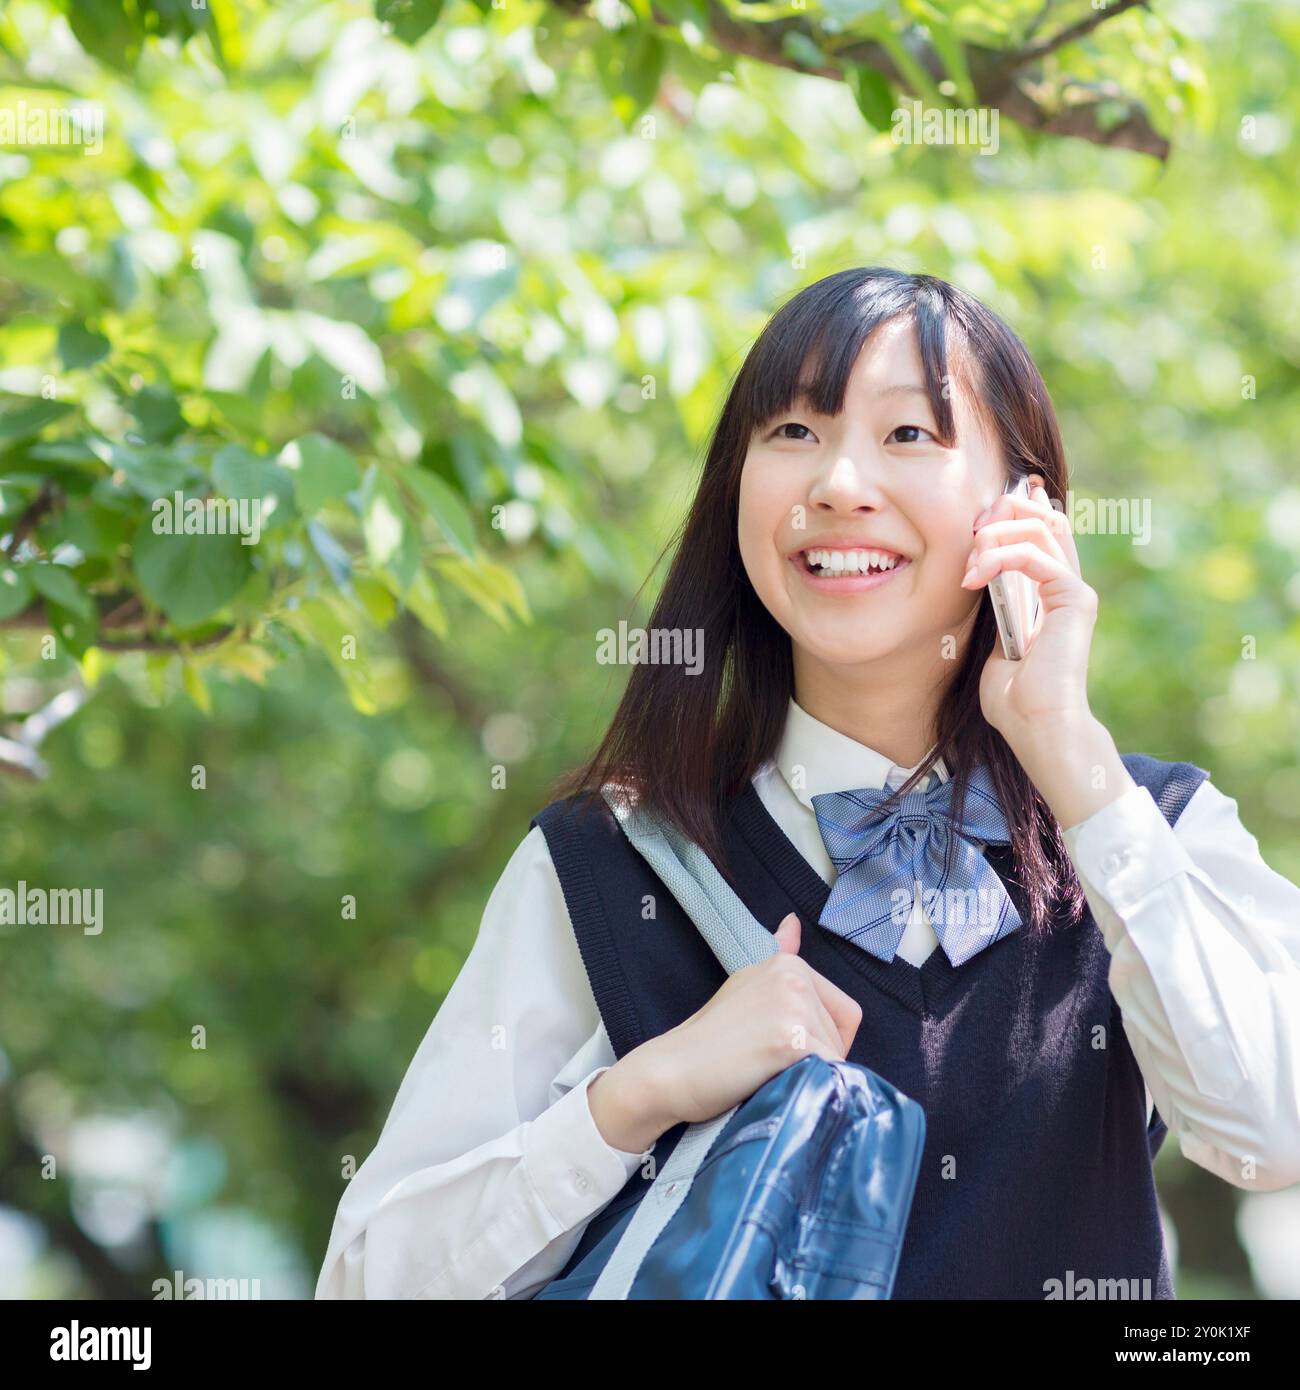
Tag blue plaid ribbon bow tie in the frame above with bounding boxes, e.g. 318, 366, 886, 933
810, 764, 1022, 967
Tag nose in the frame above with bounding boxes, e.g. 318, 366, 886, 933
807, 448, 888, 515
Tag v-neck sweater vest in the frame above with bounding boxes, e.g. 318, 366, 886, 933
531, 752, 1208, 1299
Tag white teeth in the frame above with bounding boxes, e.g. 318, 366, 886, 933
804, 548, 902, 575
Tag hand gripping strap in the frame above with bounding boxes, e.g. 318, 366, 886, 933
587, 787, 776, 1299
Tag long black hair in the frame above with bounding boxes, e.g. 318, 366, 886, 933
558, 266, 1086, 936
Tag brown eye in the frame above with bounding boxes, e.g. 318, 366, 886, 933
771, 422, 815, 441
890, 425, 936, 445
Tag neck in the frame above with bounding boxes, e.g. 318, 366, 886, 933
791, 639, 959, 769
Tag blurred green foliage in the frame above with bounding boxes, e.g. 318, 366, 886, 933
1, 0, 1297, 1297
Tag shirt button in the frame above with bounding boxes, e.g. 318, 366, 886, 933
571, 1169, 589, 1192
1103, 848, 1130, 875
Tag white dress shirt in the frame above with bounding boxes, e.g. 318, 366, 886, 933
316, 698, 1300, 1299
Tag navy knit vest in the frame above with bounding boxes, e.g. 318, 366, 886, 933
531, 752, 1209, 1300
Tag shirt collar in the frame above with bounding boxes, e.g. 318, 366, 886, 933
774, 696, 950, 811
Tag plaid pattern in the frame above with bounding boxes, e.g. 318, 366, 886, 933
811, 764, 1021, 967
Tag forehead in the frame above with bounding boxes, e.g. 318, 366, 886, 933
796, 318, 974, 411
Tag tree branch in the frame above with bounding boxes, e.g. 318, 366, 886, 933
394, 612, 490, 727
2, 479, 60, 557
1, 591, 234, 652
1022, 1, 1059, 44
1013, 0, 1150, 68
621, 0, 1171, 159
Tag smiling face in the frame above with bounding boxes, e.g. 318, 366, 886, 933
737, 314, 1009, 688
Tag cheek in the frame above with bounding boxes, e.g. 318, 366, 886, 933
929, 515, 977, 574
912, 477, 984, 573
737, 460, 789, 569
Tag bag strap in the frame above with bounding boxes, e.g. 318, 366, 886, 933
586, 786, 777, 1300
600, 785, 779, 974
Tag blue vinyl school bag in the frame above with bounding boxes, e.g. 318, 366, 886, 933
534, 788, 927, 1301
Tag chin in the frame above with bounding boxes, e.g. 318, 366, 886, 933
787, 623, 908, 668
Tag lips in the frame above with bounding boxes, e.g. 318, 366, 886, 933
800, 546, 905, 577
791, 548, 913, 593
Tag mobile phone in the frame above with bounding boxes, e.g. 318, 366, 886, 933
987, 476, 1041, 661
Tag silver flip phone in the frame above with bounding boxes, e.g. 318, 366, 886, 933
987, 476, 1041, 661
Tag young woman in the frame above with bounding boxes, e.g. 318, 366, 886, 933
316, 267, 1300, 1300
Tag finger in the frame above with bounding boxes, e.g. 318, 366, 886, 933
792, 1002, 848, 1063
772, 958, 850, 1062
805, 967, 864, 1054
983, 478, 1080, 578
969, 516, 1067, 570
774, 912, 801, 954
961, 541, 1083, 595
1027, 478, 1082, 577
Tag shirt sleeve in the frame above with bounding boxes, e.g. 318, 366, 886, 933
1062, 778, 1300, 1193
314, 824, 647, 1300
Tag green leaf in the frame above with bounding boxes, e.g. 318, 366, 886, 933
131, 386, 185, 444
399, 465, 476, 559
308, 520, 353, 587
0, 399, 73, 442
182, 659, 212, 714
595, 26, 666, 125
58, 322, 111, 370
847, 66, 896, 131
212, 445, 296, 531
431, 554, 528, 627
352, 575, 397, 628
926, 16, 977, 108
132, 523, 254, 628
625, 31, 666, 118
472, 558, 531, 623
360, 465, 407, 570
287, 596, 377, 715
66, 3, 142, 72
818, 0, 887, 21
375, 0, 445, 44
28, 563, 95, 621
397, 566, 449, 638
111, 444, 202, 500
0, 564, 34, 620
54, 504, 133, 560
41, 598, 99, 658
781, 31, 828, 69
286, 434, 360, 515
652, 0, 710, 25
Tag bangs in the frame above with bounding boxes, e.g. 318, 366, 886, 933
736, 269, 968, 448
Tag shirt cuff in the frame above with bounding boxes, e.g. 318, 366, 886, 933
522, 1066, 647, 1231
1062, 783, 1198, 915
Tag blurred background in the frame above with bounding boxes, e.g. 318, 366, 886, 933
1, 0, 1298, 1298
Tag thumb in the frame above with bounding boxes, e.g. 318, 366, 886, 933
774, 911, 801, 954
